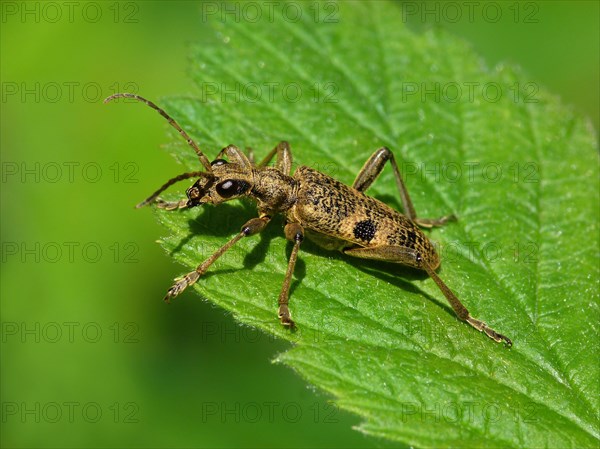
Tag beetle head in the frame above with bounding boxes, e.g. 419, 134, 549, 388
186, 159, 253, 207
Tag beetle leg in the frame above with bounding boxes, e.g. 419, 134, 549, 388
278, 222, 304, 327
164, 215, 271, 302
155, 198, 190, 210
343, 245, 512, 346
353, 147, 456, 228
215, 144, 252, 170
257, 141, 293, 175
245, 147, 255, 164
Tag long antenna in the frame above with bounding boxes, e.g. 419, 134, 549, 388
104, 93, 213, 173
135, 171, 211, 208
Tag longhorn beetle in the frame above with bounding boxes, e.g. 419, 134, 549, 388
105, 93, 512, 347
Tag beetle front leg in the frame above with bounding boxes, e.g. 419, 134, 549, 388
257, 141, 293, 176
353, 147, 456, 228
245, 147, 255, 164
154, 198, 190, 210
164, 215, 271, 301
215, 144, 252, 170
278, 222, 304, 327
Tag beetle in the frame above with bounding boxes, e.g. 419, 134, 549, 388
105, 92, 512, 346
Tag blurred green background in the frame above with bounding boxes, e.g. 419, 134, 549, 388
1, 1, 597, 448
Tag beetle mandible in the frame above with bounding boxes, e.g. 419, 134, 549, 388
105, 93, 512, 347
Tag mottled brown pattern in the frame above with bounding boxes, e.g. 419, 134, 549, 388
108, 91, 511, 345
287, 167, 440, 269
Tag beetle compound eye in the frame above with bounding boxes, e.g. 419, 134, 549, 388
211, 159, 228, 167
216, 180, 250, 198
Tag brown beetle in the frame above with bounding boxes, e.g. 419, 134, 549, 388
105, 93, 511, 346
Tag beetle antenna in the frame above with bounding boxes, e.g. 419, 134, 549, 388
105, 93, 213, 173
136, 171, 212, 208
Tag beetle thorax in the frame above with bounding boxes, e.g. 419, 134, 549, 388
251, 167, 297, 212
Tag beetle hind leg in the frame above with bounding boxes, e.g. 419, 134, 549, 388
353, 147, 456, 228
343, 245, 512, 346
414, 214, 456, 228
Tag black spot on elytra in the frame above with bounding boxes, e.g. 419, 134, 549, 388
407, 229, 417, 244
354, 219, 376, 242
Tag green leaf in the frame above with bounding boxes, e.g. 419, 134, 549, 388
149, 2, 599, 447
